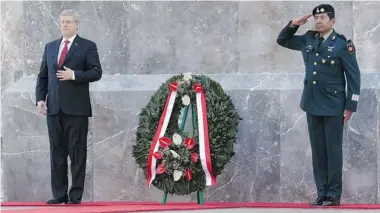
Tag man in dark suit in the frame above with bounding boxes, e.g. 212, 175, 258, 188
276, 4, 361, 206
35, 9, 102, 204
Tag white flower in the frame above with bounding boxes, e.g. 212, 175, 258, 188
172, 133, 182, 145
181, 95, 190, 106
173, 170, 183, 181
183, 72, 192, 82
170, 150, 180, 158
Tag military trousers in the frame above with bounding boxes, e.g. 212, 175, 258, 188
306, 113, 344, 197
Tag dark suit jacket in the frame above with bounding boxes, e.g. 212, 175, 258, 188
35, 35, 102, 117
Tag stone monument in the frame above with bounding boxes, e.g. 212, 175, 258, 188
1, 1, 379, 204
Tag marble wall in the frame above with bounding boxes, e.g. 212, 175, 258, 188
1, 1, 379, 204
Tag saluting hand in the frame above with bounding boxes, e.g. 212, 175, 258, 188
57, 66, 74, 81
292, 14, 313, 26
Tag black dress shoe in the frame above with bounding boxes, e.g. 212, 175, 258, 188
46, 197, 68, 204
68, 198, 81, 204
309, 196, 326, 206
322, 196, 340, 206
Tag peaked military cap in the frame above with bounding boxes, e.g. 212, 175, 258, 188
313, 4, 335, 17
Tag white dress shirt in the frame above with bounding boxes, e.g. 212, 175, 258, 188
321, 29, 333, 41
58, 34, 77, 80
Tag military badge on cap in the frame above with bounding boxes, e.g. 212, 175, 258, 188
313, 4, 335, 17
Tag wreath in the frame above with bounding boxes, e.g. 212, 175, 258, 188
132, 73, 241, 196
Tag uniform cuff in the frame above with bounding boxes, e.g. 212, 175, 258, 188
345, 101, 358, 112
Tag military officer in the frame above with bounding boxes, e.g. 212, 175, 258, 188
276, 4, 361, 206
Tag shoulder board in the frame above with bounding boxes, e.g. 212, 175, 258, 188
305, 30, 317, 36
336, 33, 348, 41
335, 33, 355, 54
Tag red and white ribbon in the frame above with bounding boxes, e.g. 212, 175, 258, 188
193, 83, 216, 186
147, 82, 178, 187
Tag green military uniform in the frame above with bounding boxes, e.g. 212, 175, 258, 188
276, 4, 361, 205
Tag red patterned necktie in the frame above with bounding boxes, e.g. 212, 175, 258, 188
58, 40, 70, 68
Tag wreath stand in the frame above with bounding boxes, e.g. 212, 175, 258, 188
162, 191, 204, 204
161, 104, 204, 204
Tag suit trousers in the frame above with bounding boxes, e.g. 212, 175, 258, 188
47, 110, 88, 200
306, 113, 344, 197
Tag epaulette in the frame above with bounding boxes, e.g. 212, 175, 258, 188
336, 33, 348, 41
336, 33, 355, 54
305, 30, 318, 36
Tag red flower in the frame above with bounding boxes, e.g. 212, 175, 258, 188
153, 151, 163, 159
185, 169, 192, 181
159, 137, 172, 148
191, 152, 198, 163
184, 138, 195, 149
169, 82, 179, 92
156, 164, 166, 174
192, 83, 203, 93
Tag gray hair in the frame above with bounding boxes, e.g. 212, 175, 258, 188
59, 9, 80, 22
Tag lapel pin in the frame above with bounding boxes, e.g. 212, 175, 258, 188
322, 59, 326, 63
331, 60, 335, 65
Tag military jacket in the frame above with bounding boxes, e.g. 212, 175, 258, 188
277, 21, 361, 116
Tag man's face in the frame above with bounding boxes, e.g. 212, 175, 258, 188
60, 15, 78, 37
314, 13, 335, 33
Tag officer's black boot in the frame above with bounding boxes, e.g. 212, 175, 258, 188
322, 196, 340, 206
309, 196, 327, 206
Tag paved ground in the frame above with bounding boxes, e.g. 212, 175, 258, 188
1, 207, 58, 210
1, 207, 379, 212
143, 209, 379, 213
